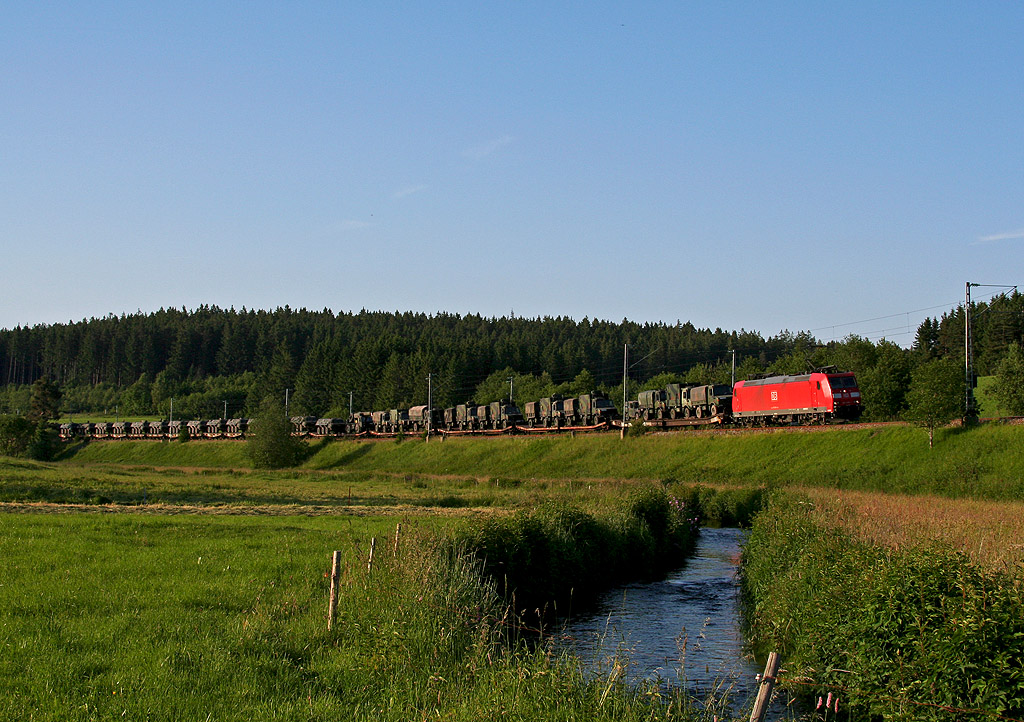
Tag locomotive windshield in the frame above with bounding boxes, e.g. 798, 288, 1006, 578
827, 375, 857, 389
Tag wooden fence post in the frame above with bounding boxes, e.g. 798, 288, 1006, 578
327, 550, 342, 631
367, 536, 376, 574
749, 651, 781, 722
393, 523, 401, 558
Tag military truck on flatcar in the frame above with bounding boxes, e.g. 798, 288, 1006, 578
686, 384, 732, 418
407, 405, 441, 432
638, 388, 669, 419
577, 393, 617, 425
487, 400, 522, 429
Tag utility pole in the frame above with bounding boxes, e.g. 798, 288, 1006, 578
349, 391, 354, 418
508, 375, 514, 404
223, 400, 228, 419
965, 282, 976, 422
622, 343, 628, 439
169, 398, 173, 424
731, 349, 736, 388
426, 373, 433, 440
285, 389, 291, 418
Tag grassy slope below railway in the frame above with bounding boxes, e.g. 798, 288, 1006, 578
63, 423, 1024, 501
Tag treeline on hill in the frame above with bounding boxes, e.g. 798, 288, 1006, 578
1, 293, 1023, 421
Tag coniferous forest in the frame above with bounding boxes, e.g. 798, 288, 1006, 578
1, 292, 1023, 421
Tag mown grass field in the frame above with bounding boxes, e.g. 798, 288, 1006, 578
1, 513, 409, 720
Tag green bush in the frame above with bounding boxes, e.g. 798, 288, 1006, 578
0, 415, 34, 457
246, 396, 301, 469
742, 494, 1024, 720
671, 483, 766, 527
458, 486, 699, 616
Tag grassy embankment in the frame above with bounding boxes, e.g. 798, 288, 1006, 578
975, 374, 1012, 418
58, 421, 1024, 500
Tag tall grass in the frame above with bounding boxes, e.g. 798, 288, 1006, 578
799, 487, 1024, 571
742, 493, 1024, 720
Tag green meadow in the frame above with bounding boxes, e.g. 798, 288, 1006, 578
0, 459, 719, 721
4, 422, 1024, 720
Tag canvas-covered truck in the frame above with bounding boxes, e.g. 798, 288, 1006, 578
638, 388, 670, 419
407, 405, 441, 432
524, 395, 565, 427
577, 393, 618, 425
488, 400, 523, 429
685, 384, 733, 419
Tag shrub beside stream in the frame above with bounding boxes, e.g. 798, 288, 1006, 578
742, 494, 1024, 720
457, 485, 700, 617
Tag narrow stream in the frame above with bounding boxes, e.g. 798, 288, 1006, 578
557, 527, 779, 713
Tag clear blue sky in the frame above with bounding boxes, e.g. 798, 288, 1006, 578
3, 2, 1022, 345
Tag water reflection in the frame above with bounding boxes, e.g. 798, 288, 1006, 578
557, 527, 764, 709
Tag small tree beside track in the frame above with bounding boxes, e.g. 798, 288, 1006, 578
904, 357, 966, 448
246, 395, 301, 469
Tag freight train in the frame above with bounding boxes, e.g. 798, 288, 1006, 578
58, 370, 861, 440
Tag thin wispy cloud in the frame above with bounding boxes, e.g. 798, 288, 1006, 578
332, 219, 376, 232
976, 228, 1024, 244
463, 134, 514, 161
393, 184, 428, 199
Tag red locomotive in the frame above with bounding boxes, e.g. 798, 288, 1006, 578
732, 371, 861, 425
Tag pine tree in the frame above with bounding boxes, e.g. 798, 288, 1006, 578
858, 341, 912, 420
28, 377, 62, 422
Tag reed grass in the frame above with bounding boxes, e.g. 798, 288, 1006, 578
799, 487, 1024, 573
